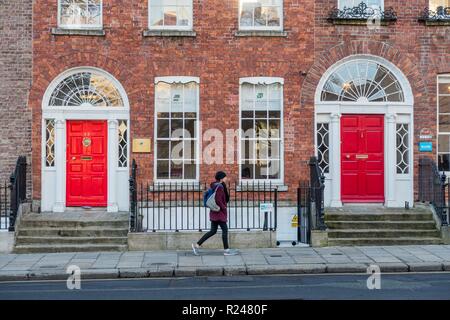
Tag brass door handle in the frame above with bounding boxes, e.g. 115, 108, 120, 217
346, 155, 350, 159
72, 157, 76, 160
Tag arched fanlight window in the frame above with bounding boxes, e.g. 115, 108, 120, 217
321, 59, 405, 103
49, 72, 124, 107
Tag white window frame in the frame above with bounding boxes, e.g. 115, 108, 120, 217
238, 0, 283, 31
148, 0, 194, 31
437, 75, 450, 173
429, 0, 450, 9
154, 76, 200, 183
58, 0, 103, 30
238, 77, 284, 184
338, 0, 384, 10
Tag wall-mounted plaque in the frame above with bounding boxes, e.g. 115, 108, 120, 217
132, 139, 151, 153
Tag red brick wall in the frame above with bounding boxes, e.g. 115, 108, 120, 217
30, 0, 315, 202
30, 0, 450, 203
0, 0, 32, 184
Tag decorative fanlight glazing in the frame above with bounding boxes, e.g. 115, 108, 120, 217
49, 72, 124, 107
321, 60, 404, 102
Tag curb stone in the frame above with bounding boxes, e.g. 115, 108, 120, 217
149, 267, 175, 277
174, 267, 197, 277
376, 263, 409, 273
0, 271, 30, 281
27, 269, 67, 280
196, 267, 224, 276
223, 266, 247, 276
442, 262, 450, 271
407, 262, 444, 272
118, 268, 149, 278
82, 269, 119, 279
326, 263, 368, 273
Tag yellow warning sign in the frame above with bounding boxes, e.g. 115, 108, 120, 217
291, 214, 298, 228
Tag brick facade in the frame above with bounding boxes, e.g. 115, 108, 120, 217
29, 0, 450, 204
0, 0, 32, 183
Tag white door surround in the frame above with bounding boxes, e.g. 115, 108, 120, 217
41, 67, 130, 213
314, 55, 414, 208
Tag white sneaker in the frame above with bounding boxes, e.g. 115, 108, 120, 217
192, 243, 200, 256
224, 249, 239, 256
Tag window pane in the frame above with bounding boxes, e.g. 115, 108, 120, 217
439, 154, 450, 172
256, 140, 269, 159
255, 160, 269, 179
157, 140, 170, 159
268, 83, 282, 110
241, 161, 254, 179
171, 84, 183, 113
184, 119, 196, 138
156, 82, 171, 112
240, 2, 254, 27
183, 140, 196, 160
267, 160, 281, 179
171, 161, 183, 179
184, 83, 197, 112
163, 7, 177, 26
184, 162, 196, 179
241, 111, 253, 118
177, 6, 190, 26
255, 119, 268, 138
439, 135, 450, 153
241, 139, 255, 159
269, 119, 280, 138
268, 140, 281, 158
241, 84, 254, 110
255, 85, 267, 110
439, 96, 450, 114
157, 160, 170, 179
439, 115, 450, 132
254, 5, 266, 26
242, 119, 254, 136
157, 119, 170, 138
150, 6, 164, 26
267, 6, 280, 26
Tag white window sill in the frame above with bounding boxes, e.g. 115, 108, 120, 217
143, 29, 196, 37
51, 27, 106, 36
148, 182, 203, 191
237, 183, 288, 192
235, 30, 287, 37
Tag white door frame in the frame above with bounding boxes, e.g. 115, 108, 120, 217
41, 67, 130, 213
314, 55, 414, 208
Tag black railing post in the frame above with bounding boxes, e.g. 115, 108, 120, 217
129, 159, 137, 232
441, 172, 449, 226
9, 156, 27, 232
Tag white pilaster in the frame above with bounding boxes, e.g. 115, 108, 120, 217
329, 113, 343, 207
107, 120, 119, 212
53, 119, 65, 212
385, 113, 397, 207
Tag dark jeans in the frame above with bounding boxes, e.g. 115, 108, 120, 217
197, 221, 229, 250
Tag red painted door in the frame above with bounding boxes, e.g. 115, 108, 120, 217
66, 120, 107, 207
341, 115, 384, 203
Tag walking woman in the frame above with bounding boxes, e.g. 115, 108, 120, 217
192, 171, 238, 256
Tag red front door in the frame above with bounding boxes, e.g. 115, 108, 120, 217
66, 120, 107, 207
341, 115, 384, 203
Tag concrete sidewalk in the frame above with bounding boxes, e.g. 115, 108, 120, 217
1, 245, 450, 281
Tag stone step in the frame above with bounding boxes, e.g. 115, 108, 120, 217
13, 244, 128, 254
328, 229, 441, 239
15, 236, 128, 245
325, 213, 434, 222
19, 219, 129, 229
325, 221, 438, 230
17, 228, 129, 237
327, 237, 443, 246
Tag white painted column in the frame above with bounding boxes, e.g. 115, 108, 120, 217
107, 120, 119, 212
53, 119, 66, 213
385, 113, 397, 207
330, 113, 342, 207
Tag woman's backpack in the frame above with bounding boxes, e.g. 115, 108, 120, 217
203, 184, 221, 212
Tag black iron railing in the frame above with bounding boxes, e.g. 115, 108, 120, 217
328, 2, 397, 22
0, 181, 10, 230
1, 156, 27, 231
419, 6, 450, 22
129, 162, 278, 233
418, 157, 449, 226
295, 157, 326, 245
